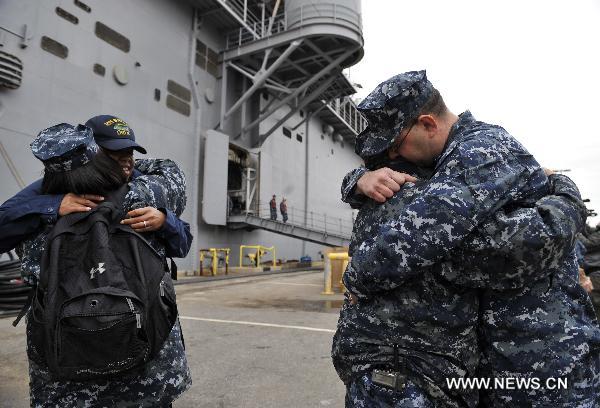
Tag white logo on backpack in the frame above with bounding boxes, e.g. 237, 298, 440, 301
89, 263, 106, 279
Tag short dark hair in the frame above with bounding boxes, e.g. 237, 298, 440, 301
387, 88, 449, 157
41, 151, 127, 195
417, 87, 447, 117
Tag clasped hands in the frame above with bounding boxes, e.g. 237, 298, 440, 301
59, 193, 165, 232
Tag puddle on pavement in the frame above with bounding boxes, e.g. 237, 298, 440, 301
231, 298, 344, 313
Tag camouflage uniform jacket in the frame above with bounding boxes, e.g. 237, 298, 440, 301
343, 112, 554, 296
336, 112, 597, 406
334, 172, 587, 407
18, 158, 192, 407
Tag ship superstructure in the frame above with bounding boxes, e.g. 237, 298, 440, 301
0, 0, 366, 270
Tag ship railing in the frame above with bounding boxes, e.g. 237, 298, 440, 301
220, 0, 262, 29
242, 203, 354, 237
325, 96, 367, 136
226, 3, 362, 49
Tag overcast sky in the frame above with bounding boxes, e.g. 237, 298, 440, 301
346, 0, 600, 224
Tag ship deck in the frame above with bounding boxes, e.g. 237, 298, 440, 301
0, 271, 346, 407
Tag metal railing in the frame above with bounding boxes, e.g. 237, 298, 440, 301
325, 96, 367, 136
218, 0, 262, 29
239, 203, 354, 237
226, 3, 362, 49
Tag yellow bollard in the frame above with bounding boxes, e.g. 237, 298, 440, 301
322, 252, 348, 295
240, 245, 276, 268
199, 248, 230, 276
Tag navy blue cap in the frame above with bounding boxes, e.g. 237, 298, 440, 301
84, 115, 147, 154
355, 70, 433, 159
30, 123, 99, 173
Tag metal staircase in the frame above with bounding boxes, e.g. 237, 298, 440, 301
227, 204, 352, 247
203, 0, 364, 146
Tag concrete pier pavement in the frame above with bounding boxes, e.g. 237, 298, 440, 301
0, 271, 346, 407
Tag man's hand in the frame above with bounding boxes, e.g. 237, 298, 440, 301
356, 168, 418, 203
349, 293, 358, 305
543, 167, 556, 176
579, 267, 594, 293
121, 207, 166, 232
59, 193, 104, 216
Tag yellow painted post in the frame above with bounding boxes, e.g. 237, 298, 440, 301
198, 251, 205, 276
239, 245, 245, 267
225, 249, 230, 275
211, 248, 218, 276
322, 254, 334, 295
322, 252, 348, 295
239, 245, 275, 268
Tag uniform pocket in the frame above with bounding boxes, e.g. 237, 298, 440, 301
155, 272, 178, 344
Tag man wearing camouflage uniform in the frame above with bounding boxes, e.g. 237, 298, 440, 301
0, 121, 192, 406
334, 70, 600, 406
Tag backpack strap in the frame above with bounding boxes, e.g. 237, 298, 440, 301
12, 286, 35, 327
165, 257, 178, 281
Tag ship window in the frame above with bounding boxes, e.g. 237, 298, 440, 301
154, 88, 161, 101
296, 134, 303, 143
56, 7, 78, 24
282, 127, 291, 138
207, 48, 218, 64
195, 39, 206, 69
206, 60, 219, 77
207, 48, 219, 77
331, 149, 334, 155
320, 134, 324, 140
195, 39, 220, 78
166, 95, 190, 117
299, 110, 304, 118
74, 0, 91, 13
167, 80, 191, 102
95, 22, 130, 53
41, 36, 68, 59
93, 63, 105, 76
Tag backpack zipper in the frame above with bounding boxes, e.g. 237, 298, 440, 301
159, 281, 165, 297
126, 297, 141, 329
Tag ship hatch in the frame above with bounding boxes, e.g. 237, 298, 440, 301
202, 130, 229, 225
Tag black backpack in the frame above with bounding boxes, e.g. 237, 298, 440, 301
24, 188, 178, 380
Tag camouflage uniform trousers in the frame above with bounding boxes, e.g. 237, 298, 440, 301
346, 373, 435, 408
27, 318, 191, 408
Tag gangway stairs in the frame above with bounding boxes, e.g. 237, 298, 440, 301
227, 205, 352, 247
201, 0, 365, 145
227, 214, 350, 247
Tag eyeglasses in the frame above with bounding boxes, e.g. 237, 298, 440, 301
393, 121, 415, 152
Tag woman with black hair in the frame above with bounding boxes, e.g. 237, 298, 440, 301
19, 123, 191, 407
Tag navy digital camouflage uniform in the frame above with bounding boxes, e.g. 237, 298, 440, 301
335, 166, 588, 407
336, 71, 600, 406
19, 124, 191, 407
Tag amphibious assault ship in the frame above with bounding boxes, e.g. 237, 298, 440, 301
0, 0, 366, 270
